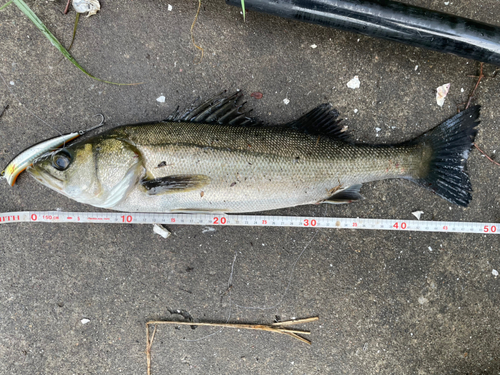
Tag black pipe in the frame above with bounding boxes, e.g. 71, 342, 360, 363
226, 0, 500, 66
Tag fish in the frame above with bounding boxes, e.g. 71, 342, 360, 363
27, 92, 480, 213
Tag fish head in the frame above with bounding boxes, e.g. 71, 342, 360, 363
28, 137, 145, 209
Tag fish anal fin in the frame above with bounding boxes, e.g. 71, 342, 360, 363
323, 184, 363, 204
141, 174, 210, 195
284, 103, 349, 140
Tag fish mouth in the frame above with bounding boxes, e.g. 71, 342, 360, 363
27, 165, 65, 191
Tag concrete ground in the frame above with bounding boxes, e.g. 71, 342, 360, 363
1, 0, 499, 373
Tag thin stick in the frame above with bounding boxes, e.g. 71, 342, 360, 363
463, 63, 500, 168
63, 0, 71, 14
145, 317, 317, 373
146, 320, 312, 336
146, 324, 157, 375
0, 104, 8, 119
271, 316, 319, 326
474, 143, 500, 167
190, 0, 204, 63
465, 62, 484, 110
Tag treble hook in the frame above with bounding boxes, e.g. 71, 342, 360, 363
79, 114, 105, 135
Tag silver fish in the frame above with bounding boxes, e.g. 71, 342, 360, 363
27, 93, 480, 213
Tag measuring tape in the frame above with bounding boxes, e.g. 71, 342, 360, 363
0, 211, 498, 234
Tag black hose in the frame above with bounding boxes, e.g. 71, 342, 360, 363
226, 0, 500, 66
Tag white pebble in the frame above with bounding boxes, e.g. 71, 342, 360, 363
347, 76, 360, 89
428, 246, 432, 252
354, 109, 358, 114
153, 224, 171, 239
375, 127, 381, 132
415, 65, 418, 71
493, 269, 499, 277
9, 81, 14, 85
310, 44, 317, 49
156, 95, 166, 103
81, 318, 90, 325
412, 211, 424, 220
418, 296, 428, 304
283, 98, 290, 105
461, 88, 464, 92
168, 4, 172, 11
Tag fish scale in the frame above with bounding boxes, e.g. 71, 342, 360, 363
108, 122, 421, 213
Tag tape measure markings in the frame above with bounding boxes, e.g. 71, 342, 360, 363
0, 211, 498, 234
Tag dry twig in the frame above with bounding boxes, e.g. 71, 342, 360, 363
145, 316, 319, 375
464, 62, 499, 168
465, 63, 485, 110
190, 0, 204, 63
473, 143, 500, 167
64, 0, 71, 14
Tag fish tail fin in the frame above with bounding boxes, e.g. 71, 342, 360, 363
411, 105, 480, 207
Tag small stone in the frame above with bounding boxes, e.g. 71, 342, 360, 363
418, 296, 428, 304
412, 211, 424, 220
156, 95, 166, 103
347, 76, 360, 89
153, 224, 171, 239
81, 318, 90, 325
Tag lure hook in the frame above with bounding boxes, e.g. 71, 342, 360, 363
79, 113, 105, 135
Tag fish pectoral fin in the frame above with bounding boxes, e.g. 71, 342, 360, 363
323, 184, 364, 204
141, 174, 210, 195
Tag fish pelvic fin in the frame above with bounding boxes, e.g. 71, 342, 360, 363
410, 105, 480, 207
323, 184, 364, 204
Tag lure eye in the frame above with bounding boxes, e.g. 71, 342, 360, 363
52, 151, 72, 171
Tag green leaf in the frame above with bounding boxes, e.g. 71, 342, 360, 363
241, 0, 245, 22
0, 1, 13, 11
11, 0, 140, 85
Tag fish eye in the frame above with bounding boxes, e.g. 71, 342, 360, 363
52, 150, 72, 171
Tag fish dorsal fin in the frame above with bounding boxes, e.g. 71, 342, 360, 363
164, 93, 348, 140
164, 91, 258, 126
284, 104, 349, 140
